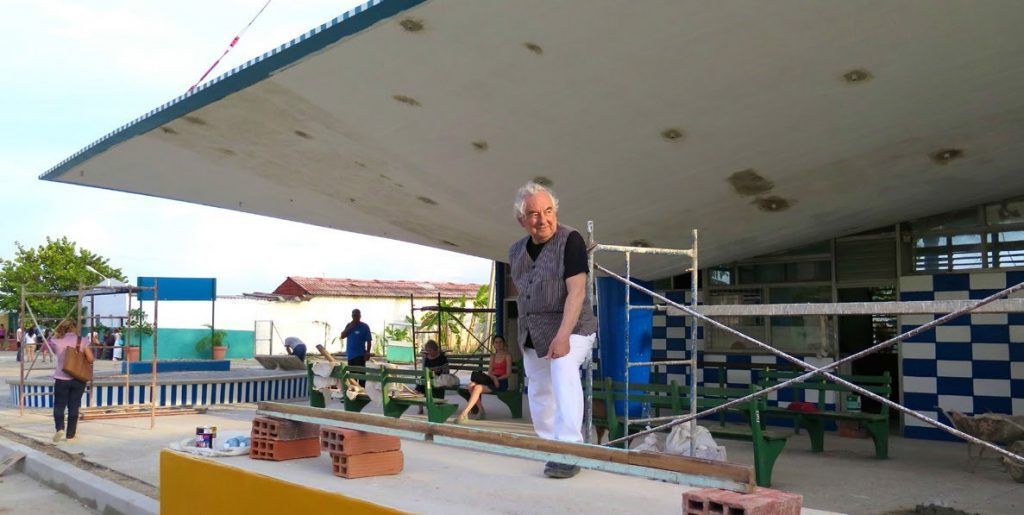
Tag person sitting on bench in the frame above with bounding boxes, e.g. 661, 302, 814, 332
454, 335, 512, 423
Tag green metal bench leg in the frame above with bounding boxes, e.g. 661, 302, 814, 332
753, 438, 787, 487
308, 367, 325, 408
802, 417, 825, 453
428, 403, 458, 423
497, 392, 523, 418
383, 401, 411, 419
343, 396, 371, 413
865, 420, 889, 459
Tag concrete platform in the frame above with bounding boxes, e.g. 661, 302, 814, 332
2, 353, 1022, 514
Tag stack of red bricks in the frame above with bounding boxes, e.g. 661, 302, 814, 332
249, 416, 321, 461
683, 487, 802, 515
321, 426, 403, 479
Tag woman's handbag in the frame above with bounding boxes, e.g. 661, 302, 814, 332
62, 336, 93, 382
433, 373, 460, 388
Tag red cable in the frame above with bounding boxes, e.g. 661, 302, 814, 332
187, 0, 273, 93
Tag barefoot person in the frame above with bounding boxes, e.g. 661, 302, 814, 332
454, 335, 512, 423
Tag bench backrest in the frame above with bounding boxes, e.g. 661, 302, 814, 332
444, 353, 524, 391
760, 369, 891, 413
591, 378, 766, 416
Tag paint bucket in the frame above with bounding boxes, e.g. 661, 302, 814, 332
195, 426, 218, 448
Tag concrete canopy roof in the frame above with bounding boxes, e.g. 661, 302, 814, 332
42, 0, 1024, 279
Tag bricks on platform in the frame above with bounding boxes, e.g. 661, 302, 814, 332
251, 416, 321, 440
321, 427, 403, 478
320, 427, 402, 456
682, 487, 802, 515
330, 450, 404, 479
249, 436, 321, 461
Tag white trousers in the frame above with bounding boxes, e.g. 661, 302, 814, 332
522, 333, 596, 443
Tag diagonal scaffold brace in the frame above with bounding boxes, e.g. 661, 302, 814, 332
596, 264, 1024, 466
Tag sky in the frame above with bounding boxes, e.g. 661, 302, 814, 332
0, 0, 492, 295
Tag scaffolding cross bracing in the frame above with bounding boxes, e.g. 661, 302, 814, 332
591, 263, 1024, 467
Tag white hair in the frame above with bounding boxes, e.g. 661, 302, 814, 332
513, 182, 559, 220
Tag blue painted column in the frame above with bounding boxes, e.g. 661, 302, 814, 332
597, 276, 653, 416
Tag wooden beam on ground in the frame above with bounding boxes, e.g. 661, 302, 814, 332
79, 405, 208, 420
257, 402, 755, 492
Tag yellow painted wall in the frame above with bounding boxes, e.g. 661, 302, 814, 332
160, 450, 405, 515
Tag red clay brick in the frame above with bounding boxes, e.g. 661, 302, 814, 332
249, 436, 321, 461
250, 416, 320, 441
319, 427, 400, 456
684, 487, 802, 515
330, 450, 404, 479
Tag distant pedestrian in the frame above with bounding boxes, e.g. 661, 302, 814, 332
283, 337, 308, 361
340, 309, 372, 386
112, 328, 124, 361
43, 319, 97, 443
102, 329, 116, 360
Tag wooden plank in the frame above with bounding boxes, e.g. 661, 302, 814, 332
257, 401, 754, 491
79, 405, 207, 420
0, 452, 26, 476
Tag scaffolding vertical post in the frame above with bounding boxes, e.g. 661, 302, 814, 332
18, 285, 25, 416
409, 294, 417, 368
585, 221, 597, 443
624, 250, 632, 441
151, 280, 158, 429
689, 229, 699, 456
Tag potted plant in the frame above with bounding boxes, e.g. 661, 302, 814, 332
122, 308, 153, 362
195, 324, 228, 360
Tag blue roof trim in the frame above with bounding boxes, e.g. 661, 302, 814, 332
40, 0, 427, 181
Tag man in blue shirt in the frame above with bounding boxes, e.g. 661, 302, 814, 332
340, 309, 372, 386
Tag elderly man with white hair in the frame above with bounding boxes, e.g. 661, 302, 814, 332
509, 181, 597, 479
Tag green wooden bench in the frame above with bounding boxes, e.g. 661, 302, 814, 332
592, 378, 788, 487
381, 366, 458, 424
759, 370, 891, 459
307, 362, 381, 412
445, 353, 525, 419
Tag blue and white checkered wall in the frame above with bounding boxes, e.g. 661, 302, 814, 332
650, 290, 836, 413
900, 270, 1024, 440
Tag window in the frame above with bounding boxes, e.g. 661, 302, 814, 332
706, 289, 765, 352
907, 196, 1024, 273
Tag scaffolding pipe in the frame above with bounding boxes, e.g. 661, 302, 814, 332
151, 280, 159, 429
689, 228, 699, 457
597, 265, 1024, 465
584, 221, 597, 443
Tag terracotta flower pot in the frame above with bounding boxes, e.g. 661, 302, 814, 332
212, 346, 227, 360
126, 346, 141, 362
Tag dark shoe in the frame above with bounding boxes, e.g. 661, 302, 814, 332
543, 461, 580, 479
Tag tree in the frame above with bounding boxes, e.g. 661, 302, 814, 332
0, 237, 126, 324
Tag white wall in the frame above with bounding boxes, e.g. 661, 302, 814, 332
137, 295, 443, 355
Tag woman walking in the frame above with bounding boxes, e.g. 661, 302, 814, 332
44, 319, 96, 443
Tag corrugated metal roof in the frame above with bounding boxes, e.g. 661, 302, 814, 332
274, 276, 481, 299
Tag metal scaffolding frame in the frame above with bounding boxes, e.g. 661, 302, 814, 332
589, 262, 1024, 466
585, 222, 701, 454
16, 281, 162, 428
